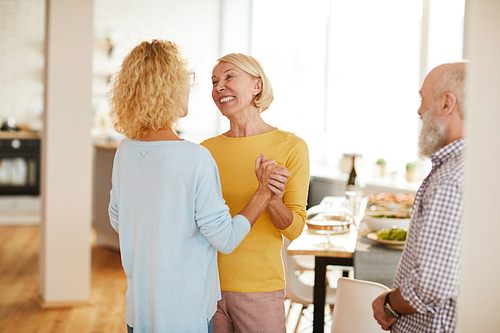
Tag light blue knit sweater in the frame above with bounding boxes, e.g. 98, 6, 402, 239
109, 138, 250, 332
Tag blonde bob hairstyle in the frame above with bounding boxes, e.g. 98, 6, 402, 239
109, 39, 191, 140
216, 53, 274, 112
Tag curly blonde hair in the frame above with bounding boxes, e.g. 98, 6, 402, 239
109, 40, 191, 139
216, 53, 274, 112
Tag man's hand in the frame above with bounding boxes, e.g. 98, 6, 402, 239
372, 291, 397, 331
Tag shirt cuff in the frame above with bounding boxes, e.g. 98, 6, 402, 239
396, 277, 440, 315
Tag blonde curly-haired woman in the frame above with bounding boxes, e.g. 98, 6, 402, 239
107, 40, 290, 333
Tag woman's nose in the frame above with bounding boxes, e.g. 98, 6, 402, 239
216, 81, 225, 91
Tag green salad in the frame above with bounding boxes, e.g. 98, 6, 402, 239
376, 228, 407, 241
371, 214, 409, 219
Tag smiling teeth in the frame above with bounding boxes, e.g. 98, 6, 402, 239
220, 96, 235, 103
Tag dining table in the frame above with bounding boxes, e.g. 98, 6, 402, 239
287, 196, 403, 333
287, 225, 358, 333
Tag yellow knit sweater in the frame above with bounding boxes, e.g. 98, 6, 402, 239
201, 129, 309, 292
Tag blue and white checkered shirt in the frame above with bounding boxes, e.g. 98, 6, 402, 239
392, 138, 466, 333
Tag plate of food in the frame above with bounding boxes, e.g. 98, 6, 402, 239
363, 211, 411, 232
367, 228, 407, 249
367, 192, 415, 212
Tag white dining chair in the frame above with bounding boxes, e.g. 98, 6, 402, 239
330, 277, 390, 333
282, 238, 337, 331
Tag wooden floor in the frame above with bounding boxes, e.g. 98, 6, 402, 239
0, 225, 329, 333
0, 226, 127, 333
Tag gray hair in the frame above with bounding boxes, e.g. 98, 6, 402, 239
433, 62, 468, 118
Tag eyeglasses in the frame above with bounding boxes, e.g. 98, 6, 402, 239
189, 72, 196, 85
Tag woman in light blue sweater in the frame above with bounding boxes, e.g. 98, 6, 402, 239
107, 40, 289, 333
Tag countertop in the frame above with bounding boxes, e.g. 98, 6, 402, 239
0, 131, 40, 139
94, 141, 120, 150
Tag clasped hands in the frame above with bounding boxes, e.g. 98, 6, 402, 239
255, 153, 290, 199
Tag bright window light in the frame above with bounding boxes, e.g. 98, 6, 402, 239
252, 0, 464, 181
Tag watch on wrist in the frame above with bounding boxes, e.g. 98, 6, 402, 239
383, 291, 400, 319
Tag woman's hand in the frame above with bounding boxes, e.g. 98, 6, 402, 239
255, 153, 290, 196
255, 153, 294, 230
268, 168, 290, 200
254, 153, 284, 193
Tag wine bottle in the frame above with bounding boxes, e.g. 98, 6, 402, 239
346, 155, 357, 190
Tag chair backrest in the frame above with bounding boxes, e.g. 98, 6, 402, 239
282, 238, 314, 305
330, 277, 390, 333
282, 238, 336, 306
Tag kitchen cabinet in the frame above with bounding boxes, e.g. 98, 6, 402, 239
92, 142, 119, 250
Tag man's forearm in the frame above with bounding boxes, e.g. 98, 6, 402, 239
390, 288, 418, 314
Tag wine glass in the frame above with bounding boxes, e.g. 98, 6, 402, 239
310, 207, 355, 248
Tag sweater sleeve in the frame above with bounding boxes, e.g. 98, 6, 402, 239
194, 150, 251, 254
108, 149, 119, 233
278, 134, 310, 240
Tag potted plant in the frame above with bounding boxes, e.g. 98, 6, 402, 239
405, 161, 418, 182
376, 158, 387, 178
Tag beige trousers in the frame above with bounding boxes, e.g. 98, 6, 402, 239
213, 289, 286, 333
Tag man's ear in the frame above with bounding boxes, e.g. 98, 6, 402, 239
441, 92, 458, 116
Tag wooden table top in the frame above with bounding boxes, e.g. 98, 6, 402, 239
287, 227, 358, 258
287, 195, 365, 258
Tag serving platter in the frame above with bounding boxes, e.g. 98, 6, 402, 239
367, 232, 405, 249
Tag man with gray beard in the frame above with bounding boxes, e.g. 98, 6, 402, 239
372, 61, 467, 333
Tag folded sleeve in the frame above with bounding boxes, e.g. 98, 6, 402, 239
108, 158, 119, 233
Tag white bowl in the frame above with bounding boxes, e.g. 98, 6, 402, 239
363, 211, 410, 232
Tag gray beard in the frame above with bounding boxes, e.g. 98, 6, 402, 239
418, 105, 447, 158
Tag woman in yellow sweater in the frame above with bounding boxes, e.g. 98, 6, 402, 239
201, 53, 310, 332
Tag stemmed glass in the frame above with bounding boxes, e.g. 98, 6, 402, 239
311, 206, 355, 248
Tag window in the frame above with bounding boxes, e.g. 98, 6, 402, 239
251, 0, 465, 182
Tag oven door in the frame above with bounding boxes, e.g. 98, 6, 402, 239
0, 139, 40, 196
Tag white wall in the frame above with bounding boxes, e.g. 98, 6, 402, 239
0, 0, 45, 128
92, 0, 223, 144
0, 0, 222, 141
0, 0, 223, 221
458, 0, 500, 330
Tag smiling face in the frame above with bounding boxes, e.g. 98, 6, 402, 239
211, 61, 262, 118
